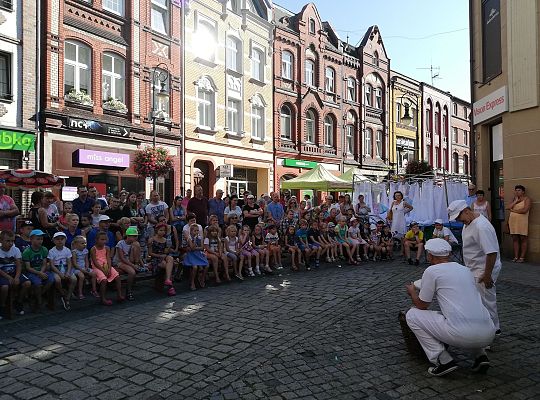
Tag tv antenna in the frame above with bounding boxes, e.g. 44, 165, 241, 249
417, 64, 441, 85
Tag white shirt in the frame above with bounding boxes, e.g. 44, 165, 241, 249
47, 246, 73, 268
145, 201, 169, 224
114, 240, 131, 264
0, 245, 21, 275
432, 226, 458, 244
461, 215, 502, 278
419, 262, 494, 330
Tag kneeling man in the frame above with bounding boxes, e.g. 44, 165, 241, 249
405, 238, 495, 376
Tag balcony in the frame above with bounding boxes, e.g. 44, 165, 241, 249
278, 139, 297, 152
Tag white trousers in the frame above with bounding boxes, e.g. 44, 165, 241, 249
406, 308, 494, 364
475, 276, 500, 330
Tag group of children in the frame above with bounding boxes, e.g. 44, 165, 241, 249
0, 204, 398, 319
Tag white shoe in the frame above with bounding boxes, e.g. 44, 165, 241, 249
254, 265, 261, 275
248, 268, 255, 277
326, 257, 331, 263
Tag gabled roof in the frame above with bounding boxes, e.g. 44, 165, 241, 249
358, 25, 389, 59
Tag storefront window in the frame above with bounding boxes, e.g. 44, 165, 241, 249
89, 175, 119, 196
121, 177, 145, 194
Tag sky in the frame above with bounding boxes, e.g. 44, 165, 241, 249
274, 0, 471, 101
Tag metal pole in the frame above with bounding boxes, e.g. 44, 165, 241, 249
152, 69, 156, 189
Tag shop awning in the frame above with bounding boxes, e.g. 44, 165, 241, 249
281, 164, 351, 191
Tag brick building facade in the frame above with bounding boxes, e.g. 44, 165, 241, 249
450, 97, 471, 176
273, 3, 391, 191
39, 0, 182, 202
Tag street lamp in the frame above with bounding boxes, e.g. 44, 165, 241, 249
395, 94, 420, 171
151, 63, 170, 187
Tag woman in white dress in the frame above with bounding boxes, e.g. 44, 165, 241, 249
471, 190, 491, 221
387, 191, 413, 255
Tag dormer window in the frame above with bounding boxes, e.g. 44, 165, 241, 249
309, 18, 316, 34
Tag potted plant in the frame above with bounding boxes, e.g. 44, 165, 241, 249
405, 160, 433, 176
65, 89, 94, 106
133, 147, 174, 179
103, 97, 128, 113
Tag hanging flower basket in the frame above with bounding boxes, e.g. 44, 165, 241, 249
405, 160, 433, 176
65, 89, 94, 106
133, 147, 174, 178
103, 97, 128, 113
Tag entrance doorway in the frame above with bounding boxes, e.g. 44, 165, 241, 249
193, 160, 212, 197
490, 123, 504, 241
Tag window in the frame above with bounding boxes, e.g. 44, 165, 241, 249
346, 125, 354, 154
251, 48, 264, 81
226, 36, 241, 72
252, 104, 264, 140
453, 102, 458, 115
464, 130, 469, 145
227, 99, 241, 134
426, 144, 431, 165
443, 112, 448, 139
464, 154, 469, 175
0, 0, 13, 11
325, 67, 335, 92
482, 0, 502, 81
309, 18, 316, 34
280, 105, 292, 140
443, 149, 448, 170
305, 60, 315, 86
434, 147, 440, 168
410, 107, 416, 126
151, 0, 169, 35
453, 153, 459, 173
434, 109, 440, 135
102, 53, 125, 103
282, 51, 293, 80
453, 127, 458, 143
373, 51, 379, 66
365, 84, 372, 106
228, 0, 240, 13
324, 115, 334, 147
463, 106, 468, 118
153, 68, 169, 114
425, 106, 432, 137
375, 88, 382, 109
197, 82, 215, 129
195, 21, 217, 61
396, 103, 401, 123
0, 52, 11, 100
64, 41, 91, 97
347, 78, 355, 101
364, 129, 372, 156
376, 130, 383, 157
305, 109, 316, 143
102, 0, 123, 15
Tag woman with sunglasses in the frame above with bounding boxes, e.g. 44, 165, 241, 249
224, 195, 242, 225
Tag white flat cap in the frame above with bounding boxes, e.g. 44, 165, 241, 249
425, 238, 452, 256
447, 200, 468, 221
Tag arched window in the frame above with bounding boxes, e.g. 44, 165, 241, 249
347, 78, 356, 101
226, 36, 242, 72
227, 98, 241, 134
426, 100, 432, 137
251, 95, 265, 140
464, 154, 469, 175
102, 53, 125, 103
373, 51, 379, 66
282, 51, 293, 80
280, 105, 292, 140
64, 41, 92, 97
365, 84, 372, 106
453, 152, 459, 173
305, 109, 316, 143
305, 60, 315, 86
364, 128, 372, 156
325, 67, 335, 92
251, 47, 264, 81
434, 104, 441, 135
346, 124, 355, 154
375, 88, 382, 109
376, 130, 383, 157
324, 115, 334, 147
194, 20, 217, 61
196, 76, 216, 129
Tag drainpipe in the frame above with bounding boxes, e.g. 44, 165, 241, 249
468, 0, 476, 184
35, 0, 42, 171
180, 3, 186, 195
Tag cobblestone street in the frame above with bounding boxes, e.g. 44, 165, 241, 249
1, 259, 539, 400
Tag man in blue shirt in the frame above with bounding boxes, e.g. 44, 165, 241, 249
207, 189, 226, 227
86, 215, 116, 253
266, 193, 285, 224
465, 184, 477, 207
72, 185, 95, 217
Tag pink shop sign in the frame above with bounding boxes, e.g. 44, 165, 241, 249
77, 149, 130, 168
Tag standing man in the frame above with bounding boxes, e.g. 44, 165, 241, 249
448, 200, 502, 334
88, 186, 108, 210
187, 185, 209, 227
0, 179, 19, 232
266, 192, 285, 225
242, 194, 262, 231
72, 185, 95, 217
208, 189, 226, 227
405, 239, 495, 376
465, 184, 477, 207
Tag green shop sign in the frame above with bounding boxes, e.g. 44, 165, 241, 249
0, 130, 36, 152
283, 159, 317, 169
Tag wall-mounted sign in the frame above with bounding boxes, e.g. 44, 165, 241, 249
67, 117, 130, 138
473, 85, 508, 124
283, 159, 317, 169
219, 164, 233, 178
77, 149, 130, 168
0, 130, 35, 151
396, 137, 415, 149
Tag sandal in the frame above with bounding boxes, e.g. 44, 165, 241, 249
167, 286, 177, 296
512, 258, 518, 262
516, 258, 525, 263
102, 299, 113, 306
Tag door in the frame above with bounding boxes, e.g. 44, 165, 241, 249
228, 180, 247, 197
490, 123, 504, 242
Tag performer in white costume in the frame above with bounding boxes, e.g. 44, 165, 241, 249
447, 200, 502, 332
405, 239, 495, 376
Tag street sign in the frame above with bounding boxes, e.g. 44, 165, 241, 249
67, 117, 130, 138
0, 129, 36, 152
283, 159, 317, 169
219, 164, 233, 178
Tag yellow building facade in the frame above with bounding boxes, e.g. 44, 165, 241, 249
389, 72, 422, 174
182, 0, 274, 197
